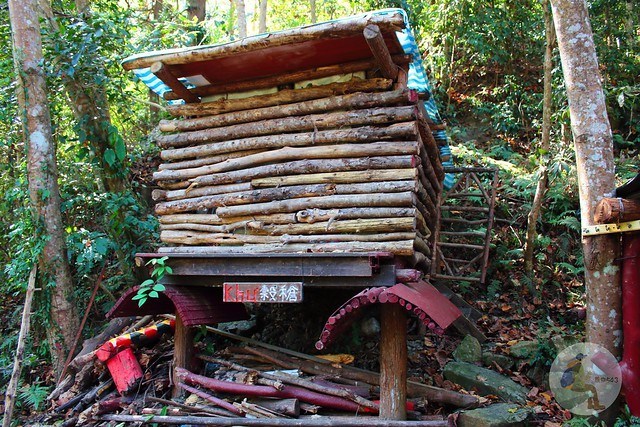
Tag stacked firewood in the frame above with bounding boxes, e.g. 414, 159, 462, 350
151, 75, 443, 263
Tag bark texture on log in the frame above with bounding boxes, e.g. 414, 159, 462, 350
594, 198, 640, 223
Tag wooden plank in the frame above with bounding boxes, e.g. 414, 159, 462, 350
150, 62, 200, 104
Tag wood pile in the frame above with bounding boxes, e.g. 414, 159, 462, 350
151, 72, 443, 265
43, 317, 472, 426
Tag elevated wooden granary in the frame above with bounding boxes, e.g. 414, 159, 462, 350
119, 9, 464, 420
123, 9, 452, 268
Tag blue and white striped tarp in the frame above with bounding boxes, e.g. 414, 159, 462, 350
129, 8, 454, 189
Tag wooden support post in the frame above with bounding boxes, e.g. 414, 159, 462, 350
363, 24, 399, 80
172, 315, 195, 398
150, 61, 200, 104
379, 303, 407, 420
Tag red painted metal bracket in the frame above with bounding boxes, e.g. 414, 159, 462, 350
106, 285, 248, 327
315, 280, 462, 350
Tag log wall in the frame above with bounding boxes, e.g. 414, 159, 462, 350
152, 72, 443, 265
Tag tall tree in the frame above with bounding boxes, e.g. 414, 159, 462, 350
551, 0, 621, 380
310, 0, 317, 24
233, 0, 247, 38
8, 0, 79, 374
524, 0, 556, 274
187, 0, 206, 22
258, 0, 267, 33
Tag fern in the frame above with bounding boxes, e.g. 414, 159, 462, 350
18, 381, 50, 411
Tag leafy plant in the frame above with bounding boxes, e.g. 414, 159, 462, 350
132, 257, 170, 307
18, 380, 50, 411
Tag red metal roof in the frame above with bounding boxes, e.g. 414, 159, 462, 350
106, 285, 248, 327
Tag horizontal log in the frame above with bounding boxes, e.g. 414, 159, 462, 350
158, 240, 416, 255
215, 192, 416, 217
162, 55, 411, 101
99, 414, 450, 426
158, 213, 297, 225
594, 197, 640, 223
160, 89, 417, 132
160, 232, 417, 245
166, 78, 393, 117
190, 155, 418, 187
161, 123, 417, 161
251, 169, 417, 188
156, 106, 417, 148
155, 142, 418, 182
296, 207, 416, 223
155, 181, 419, 215
158, 149, 264, 171
153, 182, 252, 202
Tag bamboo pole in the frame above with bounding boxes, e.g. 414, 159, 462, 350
155, 106, 417, 148
2, 265, 37, 427
161, 123, 417, 161
215, 192, 415, 217
190, 155, 418, 188
154, 142, 419, 182
157, 240, 416, 255
166, 78, 393, 117
160, 89, 417, 132
162, 55, 411, 101
251, 169, 417, 188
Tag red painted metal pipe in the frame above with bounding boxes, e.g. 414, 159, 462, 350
621, 232, 640, 415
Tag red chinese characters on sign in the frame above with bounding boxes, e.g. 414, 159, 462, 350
223, 282, 303, 303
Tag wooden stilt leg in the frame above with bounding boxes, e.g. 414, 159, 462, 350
379, 303, 407, 420
172, 315, 194, 398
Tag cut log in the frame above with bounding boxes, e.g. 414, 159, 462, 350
156, 181, 419, 215
363, 25, 399, 80
150, 62, 200, 104
296, 207, 416, 223
155, 106, 417, 148
161, 217, 415, 240
153, 182, 252, 202
167, 78, 394, 117
161, 123, 417, 161
594, 197, 640, 223
251, 169, 417, 188
160, 231, 417, 246
190, 155, 418, 187
158, 240, 416, 255
160, 89, 417, 132
158, 149, 264, 171
215, 192, 415, 217
162, 55, 411, 101
159, 213, 297, 225
154, 142, 419, 182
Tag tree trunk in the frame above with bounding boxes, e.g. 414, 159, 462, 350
310, 0, 317, 23
39, 1, 126, 193
187, 0, 205, 21
8, 0, 80, 375
524, 0, 555, 275
233, 0, 247, 38
551, 1, 622, 419
258, 0, 267, 33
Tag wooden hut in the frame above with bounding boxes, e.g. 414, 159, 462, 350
123, 9, 451, 270
118, 10, 466, 420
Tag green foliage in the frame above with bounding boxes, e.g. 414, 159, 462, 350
133, 257, 170, 307
18, 380, 50, 412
